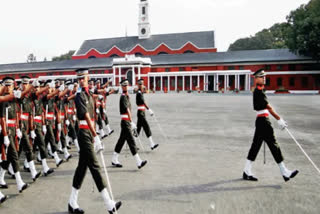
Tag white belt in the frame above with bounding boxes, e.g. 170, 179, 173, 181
34, 116, 42, 120
121, 114, 129, 119
7, 119, 16, 124
21, 114, 29, 120
137, 106, 146, 110
256, 109, 269, 116
60, 116, 65, 119
67, 109, 73, 113
79, 120, 94, 125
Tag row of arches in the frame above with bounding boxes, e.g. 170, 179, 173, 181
87, 50, 195, 58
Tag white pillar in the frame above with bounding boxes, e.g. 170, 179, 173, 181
168, 76, 170, 92
132, 66, 135, 86
119, 67, 122, 84
175, 75, 177, 91
148, 75, 150, 91
112, 67, 116, 86
160, 76, 163, 92
138, 66, 141, 79
190, 76, 192, 91
153, 76, 156, 92
182, 75, 185, 91
224, 75, 227, 92
238, 75, 241, 90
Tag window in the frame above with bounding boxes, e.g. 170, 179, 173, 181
301, 77, 308, 87
239, 66, 244, 70
179, 67, 184, 71
276, 65, 283, 70
142, 7, 146, 15
228, 66, 235, 70
165, 68, 170, 72
266, 77, 270, 86
265, 65, 271, 71
158, 52, 168, 55
135, 52, 143, 57
183, 50, 194, 54
110, 54, 119, 58
289, 77, 295, 87
88, 56, 96, 59
277, 78, 283, 86
289, 64, 296, 71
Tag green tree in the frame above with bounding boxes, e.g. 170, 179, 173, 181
228, 23, 289, 51
52, 50, 76, 61
27, 53, 37, 63
286, 0, 320, 59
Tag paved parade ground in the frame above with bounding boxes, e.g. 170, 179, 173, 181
0, 93, 320, 214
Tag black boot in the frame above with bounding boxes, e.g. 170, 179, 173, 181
151, 144, 159, 150
19, 183, 29, 193
33, 171, 42, 182
0, 195, 8, 204
108, 201, 122, 214
56, 159, 64, 167
138, 160, 147, 169
112, 162, 123, 168
68, 204, 85, 214
44, 168, 54, 176
243, 172, 258, 181
283, 170, 299, 182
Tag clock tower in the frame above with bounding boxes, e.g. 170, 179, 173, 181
138, 0, 151, 39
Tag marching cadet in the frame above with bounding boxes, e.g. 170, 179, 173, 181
55, 80, 73, 161
136, 78, 159, 150
68, 69, 121, 214
30, 79, 54, 176
44, 80, 64, 167
0, 77, 29, 193
65, 80, 80, 152
111, 79, 147, 169
243, 69, 299, 182
73, 81, 80, 135
19, 76, 42, 181
95, 79, 115, 136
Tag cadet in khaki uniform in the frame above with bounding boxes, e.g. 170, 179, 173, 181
68, 69, 121, 214
0, 77, 29, 193
243, 69, 299, 182
136, 78, 159, 150
111, 79, 147, 169
31, 79, 54, 176
19, 76, 42, 181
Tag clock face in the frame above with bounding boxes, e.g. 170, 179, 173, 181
141, 28, 146, 35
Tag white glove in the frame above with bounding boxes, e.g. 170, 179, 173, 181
104, 87, 109, 93
57, 123, 62, 131
131, 122, 137, 130
30, 130, 36, 139
90, 88, 95, 93
148, 109, 154, 116
32, 80, 40, 87
103, 109, 107, 114
66, 120, 70, 126
4, 136, 10, 147
98, 94, 103, 100
13, 90, 22, 99
94, 135, 103, 153
0, 125, 2, 134
73, 115, 77, 121
277, 118, 288, 130
96, 108, 100, 114
49, 81, 55, 89
68, 84, 74, 91
42, 125, 47, 135
59, 84, 65, 92
16, 128, 22, 139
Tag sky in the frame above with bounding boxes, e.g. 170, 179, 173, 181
0, 0, 310, 64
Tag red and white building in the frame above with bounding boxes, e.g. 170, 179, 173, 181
0, 0, 319, 92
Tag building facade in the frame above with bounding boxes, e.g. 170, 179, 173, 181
0, 0, 319, 92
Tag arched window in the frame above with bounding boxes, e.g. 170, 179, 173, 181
158, 52, 168, 55
183, 50, 194, 54
135, 52, 143, 57
110, 54, 119, 58
88, 56, 96, 59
